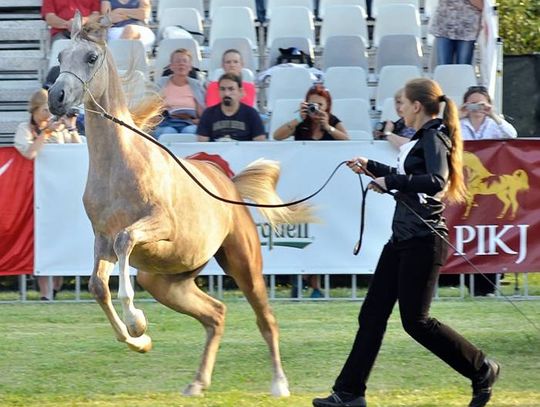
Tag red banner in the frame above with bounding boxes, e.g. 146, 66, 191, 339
442, 140, 540, 274
0, 148, 34, 275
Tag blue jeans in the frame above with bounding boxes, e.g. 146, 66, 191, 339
435, 37, 475, 65
153, 117, 197, 139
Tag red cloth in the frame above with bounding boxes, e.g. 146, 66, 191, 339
186, 152, 235, 179
205, 81, 256, 108
0, 148, 34, 275
41, 0, 101, 38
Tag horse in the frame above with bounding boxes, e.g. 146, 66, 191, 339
47, 14, 314, 397
462, 151, 529, 219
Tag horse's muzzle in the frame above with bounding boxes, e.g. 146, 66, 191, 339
48, 83, 67, 116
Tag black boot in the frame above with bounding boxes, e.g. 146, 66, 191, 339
469, 359, 500, 407
313, 391, 366, 407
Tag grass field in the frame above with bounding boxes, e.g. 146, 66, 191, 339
0, 298, 539, 407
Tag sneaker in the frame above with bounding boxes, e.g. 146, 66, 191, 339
469, 359, 500, 407
313, 392, 367, 407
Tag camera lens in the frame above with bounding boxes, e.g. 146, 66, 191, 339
374, 121, 385, 132
307, 103, 318, 114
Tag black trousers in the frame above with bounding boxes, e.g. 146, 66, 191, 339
333, 235, 486, 396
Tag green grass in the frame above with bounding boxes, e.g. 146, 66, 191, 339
0, 299, 539, 406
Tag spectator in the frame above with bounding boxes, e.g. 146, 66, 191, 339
197, 73, 266, 142
272, 84, 349, 141
101, 0, 155, 52
374, 88, 416, 149
429, 0, 483, 65
41, 0, 100, 43
14, 89, 82, 300
460, 85, 517, 141
255, 0, 266, 22
154, 48, 206, 139
206, 49, 256, 108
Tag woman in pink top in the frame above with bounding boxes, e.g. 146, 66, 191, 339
205, 49, 256, 108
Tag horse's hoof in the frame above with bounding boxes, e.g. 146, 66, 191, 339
182, 382, 205, 397
127, 308, 147, 338
271, 377, 290, 397
126, 333, 152, 353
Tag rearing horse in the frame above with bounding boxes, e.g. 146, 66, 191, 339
48, 14, 314, 397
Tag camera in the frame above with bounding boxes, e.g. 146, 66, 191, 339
374, 121, 386, 132
466, 103, 482, 112
66, 107, 80, 118
306, 103, 319, 115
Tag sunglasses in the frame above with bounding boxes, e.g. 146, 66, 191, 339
467, 85, 488, 92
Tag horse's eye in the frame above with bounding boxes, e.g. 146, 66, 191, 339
87, 54, 98, 65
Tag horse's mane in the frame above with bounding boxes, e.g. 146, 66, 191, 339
79, 21, 164, 132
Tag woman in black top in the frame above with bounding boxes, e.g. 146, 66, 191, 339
273, 84, 349, 141
313, 78, 500, 407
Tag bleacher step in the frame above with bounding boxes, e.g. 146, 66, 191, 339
0, 111, 27, 135
0, 80, 42, 104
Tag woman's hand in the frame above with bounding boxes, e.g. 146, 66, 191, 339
368, 177, 387, 193
110, 8, 128, 23
316, 110, 330, 130
346, 157, 368, 174
299, 102, 309, 121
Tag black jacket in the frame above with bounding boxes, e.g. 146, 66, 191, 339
366, 119, 452, 241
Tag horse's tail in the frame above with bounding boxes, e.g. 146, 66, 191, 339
232, 159, 318, 228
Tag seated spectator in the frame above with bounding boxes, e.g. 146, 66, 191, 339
101, 0, 155, 51
374, 88, 416, 149
460, 86, 517, 140
273, 84, 349, 141
430, 0, 482, 65
41, 0, 100, 43
206, 49, 256, 108
154, 48, 206, 139
197, 73, 266, 142
14, 89, 82, 300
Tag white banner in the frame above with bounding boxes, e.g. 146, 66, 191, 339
34, 141, 399, 276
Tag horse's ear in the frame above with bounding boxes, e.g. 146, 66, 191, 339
99, 13, 113, 30
71, 10, 83, 39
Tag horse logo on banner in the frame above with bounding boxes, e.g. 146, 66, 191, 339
462, 151, 529, 220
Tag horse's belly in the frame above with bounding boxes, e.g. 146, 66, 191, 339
129, 240, 217, 274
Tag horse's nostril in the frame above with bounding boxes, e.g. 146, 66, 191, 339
58, 89, 65, 103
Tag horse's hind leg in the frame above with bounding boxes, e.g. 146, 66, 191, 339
137, 270, 226, 396
216, 231, 290, 397
88, 236, 151, 353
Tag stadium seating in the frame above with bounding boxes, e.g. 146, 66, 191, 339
319, 5, 368, 48
265, 66, 314, 112
321, 35, 369, 71
375, 65, 422, 110
318, 0, 367, 19
156, 0, 205, 23
157, 8, 204, 43
433, 64, 478, 104
324, 66, 369, 101
375, 34, 423, 74
267, 36, 315, 69
266, 6, 315, 48
209, 7, 257, 49
209, 0, 257, 21
266, 0, 314, 20
333, 98, 372, 133
372, 4, 421, 47
108, 39, 149, 77
268, 98, 303, 138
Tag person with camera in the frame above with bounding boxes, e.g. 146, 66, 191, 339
14, 88, 82, 300
460, 86, 517, 140
313, 78, 499, 407
197, 73, 266, 142
374, 88, 416, 149
273, 84, 349, 141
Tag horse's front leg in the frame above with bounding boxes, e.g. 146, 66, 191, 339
114, 215, 172, 339
88, 236, 152, 353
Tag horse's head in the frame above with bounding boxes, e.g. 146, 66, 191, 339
48, 12, 111, 116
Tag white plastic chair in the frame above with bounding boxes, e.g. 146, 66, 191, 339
433, 64, 478, 102
266, 66, 314, 112
372, 4, 421, 46
321, 35, 369, 71
159, 133, 199, 144
209, 0, 256, 20
268, 98, 303, 139
375, 65, 422, 110
157, 8, 204, 42
333, 98, 373, 133
375, 34, 423, 73
209, 7, 258, 49
108, 39, 148, 77
209, 67, 255, 82
207, 37, 258, 73
153, 38, 202, 80
120, 69, 147, 109
319, 5, 368, 48
266, 0, 314, 19
371, 0, 419, 18
267, 36, 314, 68
347, 130, 373, 140
48, 38, 71, 70
319, 0, 367, 19
156, 0, 204, 22
324, 66, 369, 101
266, 6, 315, 48
380, 97, 400, 122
